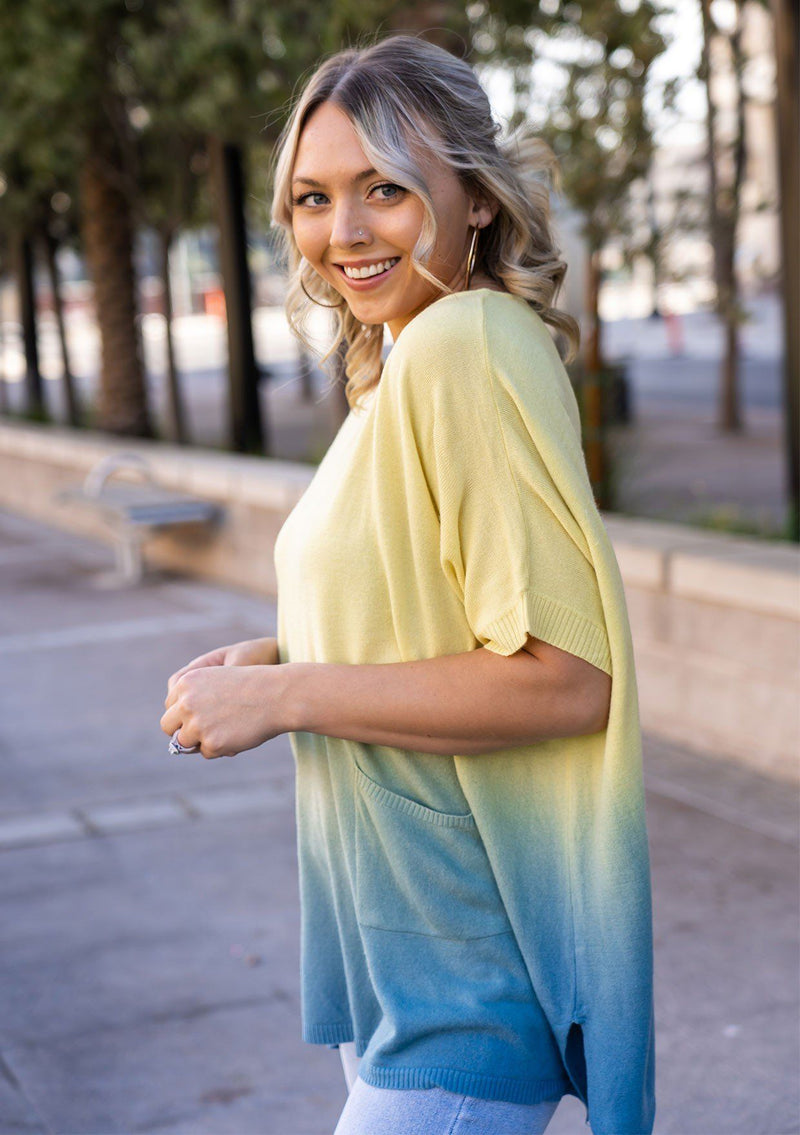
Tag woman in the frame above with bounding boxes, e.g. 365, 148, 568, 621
162, 34, 656, 1135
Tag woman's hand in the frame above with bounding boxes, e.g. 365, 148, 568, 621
161, 663, 290, 760
166, 636, 279, 694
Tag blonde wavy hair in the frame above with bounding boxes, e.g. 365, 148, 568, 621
270, 34, 580, 412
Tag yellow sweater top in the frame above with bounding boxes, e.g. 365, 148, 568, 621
274, 288, 656, 1133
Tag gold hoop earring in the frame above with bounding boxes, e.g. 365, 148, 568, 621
464, 225, 480, 291
300, 276, 345, 309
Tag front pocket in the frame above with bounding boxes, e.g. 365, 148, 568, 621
353, 760, 512, 940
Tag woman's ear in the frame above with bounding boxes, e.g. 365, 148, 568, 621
468, 193, 499, 230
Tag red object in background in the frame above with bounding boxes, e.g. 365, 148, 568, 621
664, 309, 685, 355
204, 288, 226, 318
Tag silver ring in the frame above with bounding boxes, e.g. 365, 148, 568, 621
169, 729, 201, 755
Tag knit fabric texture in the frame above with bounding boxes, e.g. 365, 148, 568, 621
274, 288, 656, 1134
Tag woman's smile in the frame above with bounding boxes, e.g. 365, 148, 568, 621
334, 256, 402, 289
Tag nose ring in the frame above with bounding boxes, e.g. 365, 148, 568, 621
357, 229, 364, 236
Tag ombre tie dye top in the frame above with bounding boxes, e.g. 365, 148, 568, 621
273, 289, 656, 1134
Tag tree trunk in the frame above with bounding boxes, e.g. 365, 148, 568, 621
721, 1, 746, 432
699, 0, 722, 279
718, 312, 741, 430
645, 173, 664, 318
700, 0, 745, 433
158, 227, 188, 445
771, 0, 800, 540
208, 136, 266, 455
14, 233, 45, 420
42, 227, 81, 428
716, 235, 742, 432
78, 127, 152, 436
585, 248, 604, 374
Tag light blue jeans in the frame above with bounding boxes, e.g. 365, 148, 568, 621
334, 1042, 560, 1135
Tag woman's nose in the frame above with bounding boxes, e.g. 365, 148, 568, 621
329, 205, 368, 249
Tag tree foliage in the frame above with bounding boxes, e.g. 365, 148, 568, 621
471, 0, 669, 254
0, 0, 674, 437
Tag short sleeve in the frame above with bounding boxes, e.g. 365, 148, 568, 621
390, 292, 612, 676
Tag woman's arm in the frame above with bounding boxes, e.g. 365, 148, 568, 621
281, 635, 611, 756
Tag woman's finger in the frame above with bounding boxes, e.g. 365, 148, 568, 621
160, 705, 180, 736
166, 649, 225, 695
167, 661, 204, 692
166, 675, 180, 697
164, 681, 182, 709
171, 728, 203, 755
166, 660, 206, 700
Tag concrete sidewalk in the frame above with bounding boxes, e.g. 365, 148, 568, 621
0, 508, 797, 1135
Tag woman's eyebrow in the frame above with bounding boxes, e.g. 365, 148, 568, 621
291, 167, 378, 188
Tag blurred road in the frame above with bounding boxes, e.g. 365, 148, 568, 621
0, 507, 798, 1134
598, 298, 788, 533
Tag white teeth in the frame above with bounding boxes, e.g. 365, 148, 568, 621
342, 257, 399, 279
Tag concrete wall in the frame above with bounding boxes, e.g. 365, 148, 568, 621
602, 516, 799, 782
2, 420, 798, 783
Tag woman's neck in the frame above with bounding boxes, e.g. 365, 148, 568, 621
468, 271, 508, 294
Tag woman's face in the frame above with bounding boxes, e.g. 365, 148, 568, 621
290, 101, 492, 341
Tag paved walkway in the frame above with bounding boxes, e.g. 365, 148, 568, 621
607, 399, 786, 533
0, 508, 797, 1134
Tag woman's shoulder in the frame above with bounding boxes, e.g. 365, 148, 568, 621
388, 287, 562, 390
383, 287, 580, 439
389, 287, 549, 366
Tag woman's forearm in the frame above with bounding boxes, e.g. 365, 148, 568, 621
279, 646, 606, 756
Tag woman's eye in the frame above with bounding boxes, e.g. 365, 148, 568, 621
371, 183, 404, 201
292, 192, 328, 207
292, 184, 403, 208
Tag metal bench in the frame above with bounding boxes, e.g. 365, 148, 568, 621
56, 452, 224, 587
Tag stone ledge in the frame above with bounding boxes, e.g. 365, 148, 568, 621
601, 513, 799, 620
0, 418, 314, 511
3, 419, 796, 619
670, 542, 800, 619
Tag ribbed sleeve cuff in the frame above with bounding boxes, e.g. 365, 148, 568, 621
480, 590, 612, 676
303, 1021, 355, 1045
